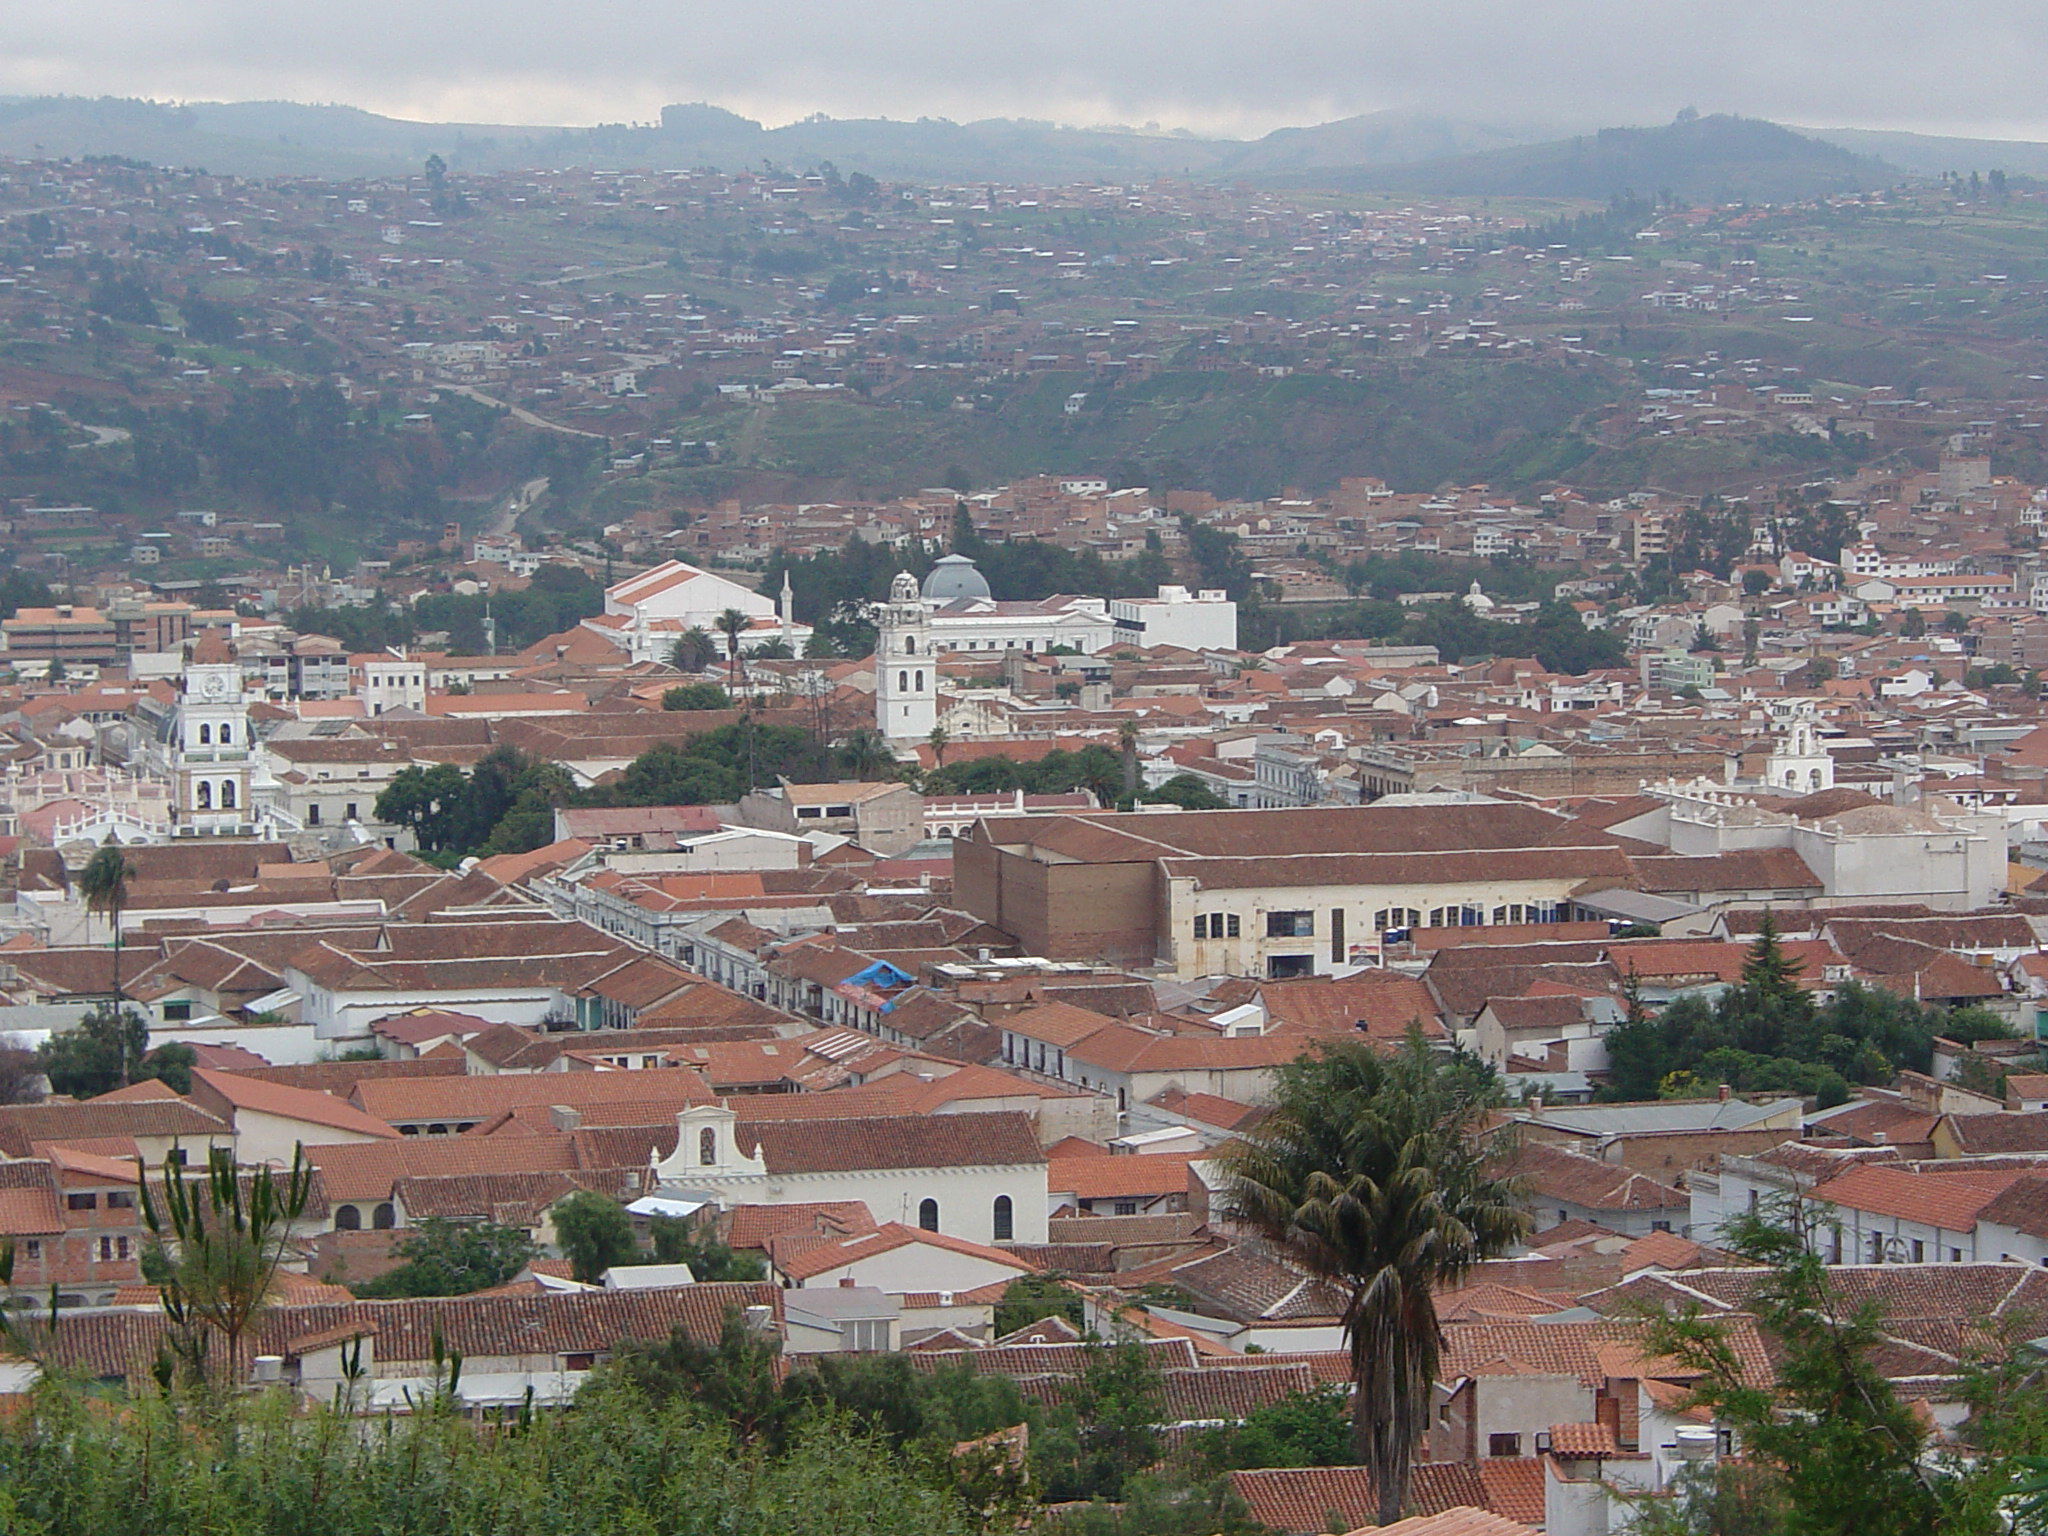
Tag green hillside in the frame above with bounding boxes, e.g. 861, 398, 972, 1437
1340, 115, 1899, 203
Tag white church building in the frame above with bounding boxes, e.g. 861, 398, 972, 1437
585, 560, 808, 664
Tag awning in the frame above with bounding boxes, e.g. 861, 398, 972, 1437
1572, 888, 1704, 925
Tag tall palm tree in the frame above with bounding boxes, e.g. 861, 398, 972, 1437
1222, 1037, 1528, 1527
927, 724, 950, 772
1116, 717, 1141, 804
78, 844, 134, 1003
838, 728, 895, 782
717, 608, 751, 691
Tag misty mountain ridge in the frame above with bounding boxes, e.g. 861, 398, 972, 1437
0, 94, 2018, 198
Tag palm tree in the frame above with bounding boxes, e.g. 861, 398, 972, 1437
838, 728, 895, 782
927, 724, 951, 772
717, 608, 751, 691
78, 844, 133, 1003
1222, 1037, 1528, 1526
1116, 717, 1141, 805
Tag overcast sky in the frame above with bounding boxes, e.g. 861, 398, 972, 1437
6, 1, 2048, 141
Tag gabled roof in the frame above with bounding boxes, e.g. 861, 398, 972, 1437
775, 1221, 1039, 1283
191, 1068, 400, 1140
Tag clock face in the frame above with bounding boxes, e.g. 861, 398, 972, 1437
200, 672, 228, 700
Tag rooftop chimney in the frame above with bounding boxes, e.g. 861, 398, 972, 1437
1717, 1083, 1732, 1102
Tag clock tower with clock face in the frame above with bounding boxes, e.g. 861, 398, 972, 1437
172, 633, 254, 836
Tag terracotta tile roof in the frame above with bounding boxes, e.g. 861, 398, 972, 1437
905, 1336, 1200, 1377
1142, 1086, 1264, 1132
1048, 1153, 1195, 1201
1229, 1464, 1489, 1535
741, 1111, 1046, 1174
1548, 1420, 1621, 1455
350, 1068, 714, 1126
306, 1136, 584, 1202
1355, 1508, 1539, 1536
0, 1098, 227, 1158
775, 1221, 1039, 1283
1514, 1141, 1686, 1213
1255, 972, 1448, 1040
37, 1283, 781, 1378
1475, 1458, 1547, 1526
1946, 1112, 2048, 1156
722, 1201, 878, 1251
190, 1068, 400, 1141
1809, 1164, 2030, 1233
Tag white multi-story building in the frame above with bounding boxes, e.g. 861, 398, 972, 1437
1108, 585, 1238, 652
876, 570, 938, 744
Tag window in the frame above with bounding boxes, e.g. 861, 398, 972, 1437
1114, 1200, 1139, 1217
372, 1203, 396, 1230
562, 1352, 598, 1372
1267, 954, 1314, 979
1266, 910, 1314, 938
1374, 908, 1420, 933
1226, 914, 1240, 938
915, 671, 924, 690
1652, 1220, 1672, 1233
1489, 1434, 1523, 1458
844, 1318, 890, 1352
700, 1127, 718, 1166
198, 724, 211, 745
104, 1191, 133, 1210
65, 1193, 96, 1211
22, 1240, 38, 1261
993, 1195, 1014, 1242
335, 1205, 361, 1231
307, 804, 321, 825
918, 1198, 939, 1232
195, 782, 211, 811
220, 781, 236, 810
1950, 1248, 1963, 1262
219, 724, 231, 744
1911, 1239, 1925, 1263
345, 803, 358, 821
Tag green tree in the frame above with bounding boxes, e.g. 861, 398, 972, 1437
1223, 1036, 1527, 1526
1201, 1385, 1353, 1473
717, 607, 751, 689
993, 1273, 1085, 1336
1902, 606, 1927, 638
38, 1003, 192, 1099
1039, 1342, 1166, 1501
78, 844, 133, 1000
1143, 773, 1229, 811
1640, 1204, 1942, 1536
141, 1144, 312, 1387
352, 1217, 537, 1298
551, 1190, 637, 1284
672, 627, 718, 672
649, 1213, 766, 1281
663, 681, 734, 711
837, 727, 898, 781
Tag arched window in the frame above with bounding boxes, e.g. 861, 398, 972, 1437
220, 780, 237, 810
197, 724, 211, 745
334, 1204, 361, 1231
699, 1126, 717, 1166
914, 670, 924, 690
898, 670, 909, 691
371, 1202, 396, 1230
195, 781, 212, 810
917, 1198, 939, 1232
904, 636, 916, 654
219, 723, 231, 745
992, 1195, 1013, 1243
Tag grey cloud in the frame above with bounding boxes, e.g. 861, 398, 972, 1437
5, 1, 2048, 139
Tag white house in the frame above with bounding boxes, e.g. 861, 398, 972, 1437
653, 1103, 1049, 1246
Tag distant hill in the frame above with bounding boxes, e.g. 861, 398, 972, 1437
1328, 115, 1899, 203
0, 94, 1583, 183
1809, 126, 2048, 178
0, 97, 1905, 199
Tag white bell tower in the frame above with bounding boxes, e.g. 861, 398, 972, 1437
174, 634, 254, 835
1764, 713, 1833, 794
876, 570, 936, 743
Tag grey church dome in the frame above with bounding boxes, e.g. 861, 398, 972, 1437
922, 554, 992, 603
